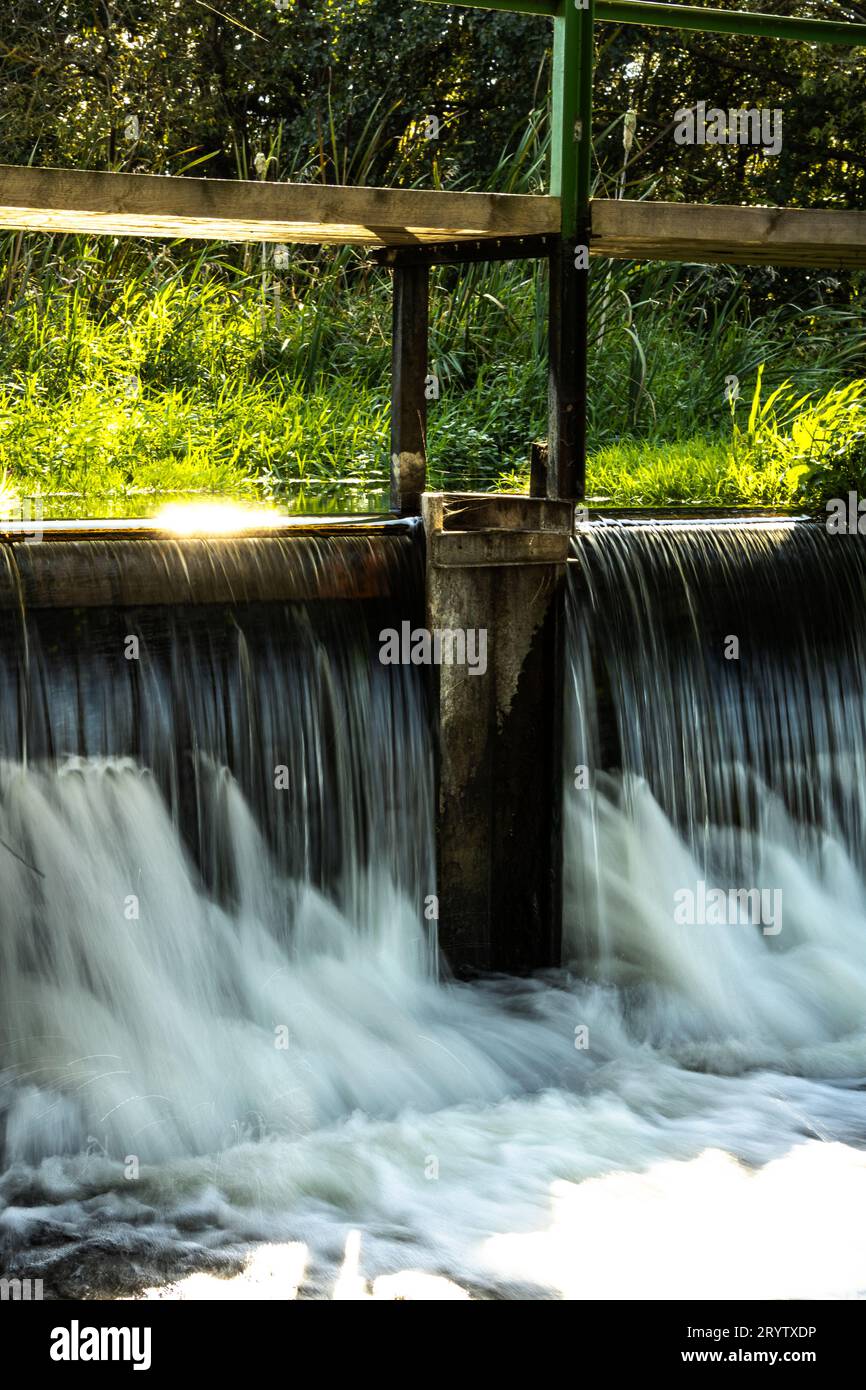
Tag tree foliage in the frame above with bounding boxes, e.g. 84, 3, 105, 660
1, 1, 863, 211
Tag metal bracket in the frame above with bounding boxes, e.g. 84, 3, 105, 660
370, 234, 555, 269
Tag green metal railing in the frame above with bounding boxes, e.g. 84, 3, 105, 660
596, 3, 866, 46
427, 0, 866, 46
425, 0, 866, 235
430, 0, 866, 46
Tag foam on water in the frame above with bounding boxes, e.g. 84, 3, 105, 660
2, 523, 866, 1298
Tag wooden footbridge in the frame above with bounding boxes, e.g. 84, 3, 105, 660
2, 1, 865, 971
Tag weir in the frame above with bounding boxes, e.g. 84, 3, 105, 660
0, 522, 429, 907
0, 505, 572, 975
2, 0, 866, 1302
4, 509, 866, 1299
0, 0, 861, 980
5, 517, 866, 1295
2, 509, 860, 985
565, 517, 866, 981
0, 520, 436, 1168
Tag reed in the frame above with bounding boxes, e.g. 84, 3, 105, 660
1, 113, 864, 514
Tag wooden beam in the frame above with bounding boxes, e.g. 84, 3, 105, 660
529, 440, 549, 497
390, 262, 430, 516
0, 165, 559, 246
591, 200, 866, 269
547, 1, 594, 503
4, 167, 862, 268
548, 236, 587, 502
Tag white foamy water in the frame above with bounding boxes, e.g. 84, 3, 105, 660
2, 523, 866, 1299
1, 757, 865, 1299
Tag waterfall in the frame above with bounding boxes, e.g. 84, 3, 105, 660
565, 519, 866, 1075
2, 519, 866, 1299
0, 534, 437, 1167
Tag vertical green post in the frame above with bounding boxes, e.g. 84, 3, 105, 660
548, 0, 594, 500
551, 0, 594, 234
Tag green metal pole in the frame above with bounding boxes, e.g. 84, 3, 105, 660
594, 1, 866, 47
550, 3, 577, 237
550, 0, 595, 235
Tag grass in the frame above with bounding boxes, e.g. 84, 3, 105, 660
579, 378, 866, 510
502, 437, 795, 509
0, 236, 551, 513
0, 374, 391, 513
0, 227, 864, 518
498, 379, 866, 511
590, 438, 736, 506
2, 109, 865, 517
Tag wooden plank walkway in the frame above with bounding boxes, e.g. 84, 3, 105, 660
2, 166, 863, 268
591, 199, 866, 269
0, 166, 558, 246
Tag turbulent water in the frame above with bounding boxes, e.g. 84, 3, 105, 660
2, 520, 866, 1300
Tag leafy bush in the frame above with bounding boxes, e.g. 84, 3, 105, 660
729, 369, 866, 511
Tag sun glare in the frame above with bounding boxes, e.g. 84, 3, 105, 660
155, 501, 285, 535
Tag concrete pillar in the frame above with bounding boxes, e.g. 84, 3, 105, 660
422, 492, 573, 975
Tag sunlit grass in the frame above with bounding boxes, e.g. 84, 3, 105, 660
588, 438, 743, 506
0, 224, 863, 516
500, 438, 787, 508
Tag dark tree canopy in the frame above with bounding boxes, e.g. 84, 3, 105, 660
1, 1, 864, 211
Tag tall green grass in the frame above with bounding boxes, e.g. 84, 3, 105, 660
1, 111, 865, 514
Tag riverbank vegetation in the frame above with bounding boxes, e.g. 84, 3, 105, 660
1, 0, 864, 517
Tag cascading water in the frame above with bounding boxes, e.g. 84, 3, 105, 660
0, 531, 444, 1159
565, 519, 866, 1074
2, 519, 866, 1300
